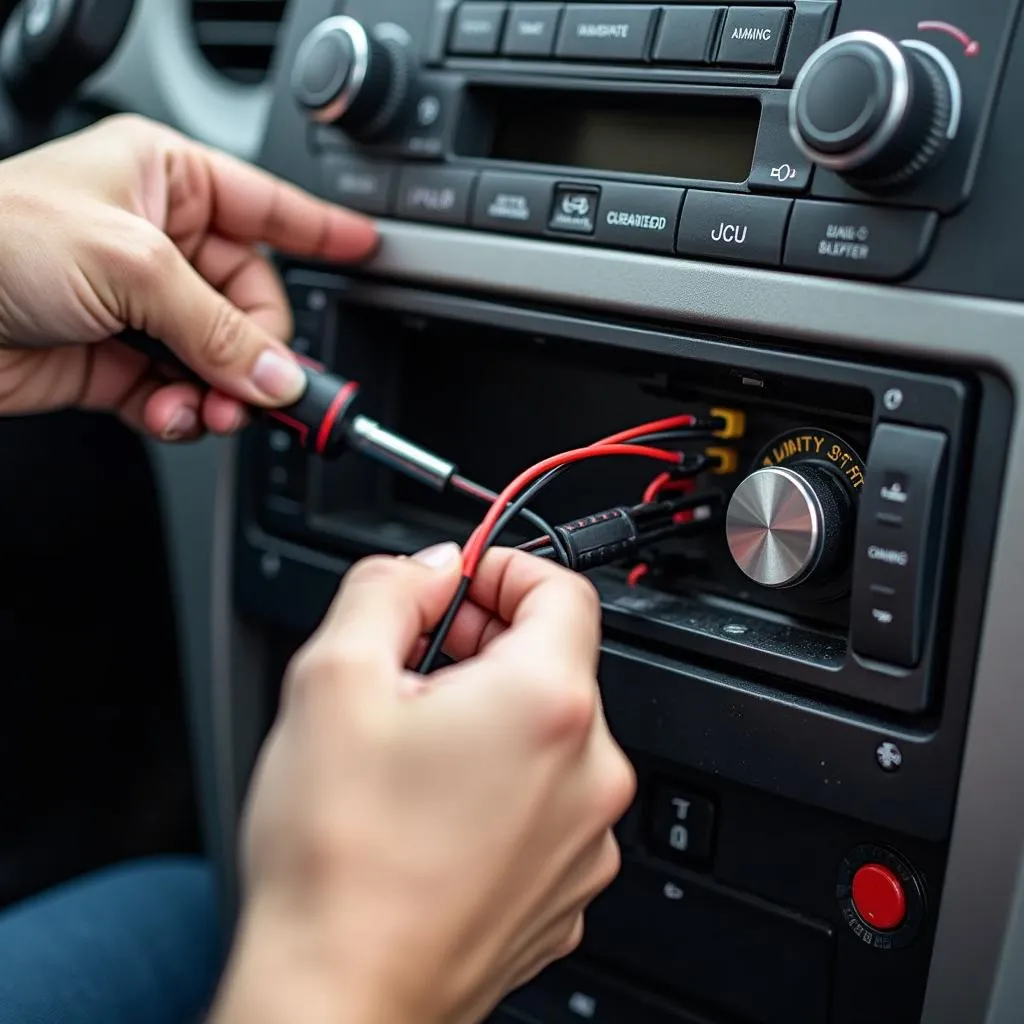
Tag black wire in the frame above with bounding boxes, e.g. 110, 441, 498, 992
485, 432, 712, 557
416, 429, 716, 674
451, 474, 570, 566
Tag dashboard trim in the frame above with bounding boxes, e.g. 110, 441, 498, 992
224, 221, 1022, 1024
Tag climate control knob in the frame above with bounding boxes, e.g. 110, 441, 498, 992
726, 464, 851, 589
789, 30, 962, 190
291, 16, 406, 138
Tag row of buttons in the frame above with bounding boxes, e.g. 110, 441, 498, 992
324, 159, 936, 281
450, 2, 792, 69
850, 424, 948, 668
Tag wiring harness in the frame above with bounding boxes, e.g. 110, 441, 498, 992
414, 412, 733, 674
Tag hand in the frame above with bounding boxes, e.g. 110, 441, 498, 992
211, 544, 635, 1024
0, 113, 377, 438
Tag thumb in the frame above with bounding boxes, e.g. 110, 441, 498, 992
117, 229, 306, 407
315, 544, 464, 673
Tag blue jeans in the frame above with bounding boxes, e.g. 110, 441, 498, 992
0, 857, 225, 1024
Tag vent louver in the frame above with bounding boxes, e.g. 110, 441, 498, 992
191, 0, 288, 85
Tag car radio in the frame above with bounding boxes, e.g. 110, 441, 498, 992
269, 0, 1019, 284
228, 2, 1019, 1023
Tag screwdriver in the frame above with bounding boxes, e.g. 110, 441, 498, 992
119, 328, 458, 491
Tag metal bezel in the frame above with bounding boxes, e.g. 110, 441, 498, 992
290, 15, 370, 125
788, 30, 911, 173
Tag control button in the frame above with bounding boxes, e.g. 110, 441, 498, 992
715, 6, 791, 68
677, 190, 791, 267
784, 201, 937, 281
507, 962, 689, 1023
472, 171, 552, 235
648, 783, 715, 865
837, 844, 927, 950
789, 31, 963, 190
852, 863, 907, 931
502, 2, 563, 57
449, 2, 508, 54
748, 92, 813, 193
321, 157, 396, 215
395, 167, 477, 225
652, 5, 723, 64
726, 463, 852, 588
549, 184, 600, 234
593, 183, 683, 254
555, 5, 657, 62
850, 424, 948, 667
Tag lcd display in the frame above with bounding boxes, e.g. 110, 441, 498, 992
480, 91, 760, 182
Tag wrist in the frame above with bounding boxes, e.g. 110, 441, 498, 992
208, 898, 411, 1024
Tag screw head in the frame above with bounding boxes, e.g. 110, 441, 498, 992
883, 388, 904, 412
876, 741, 903, 771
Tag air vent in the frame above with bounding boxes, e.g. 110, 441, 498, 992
192, 0, 288, 85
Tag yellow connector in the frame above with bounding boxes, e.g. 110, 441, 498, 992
710, 406, 746, 439
705, 446, 739, 475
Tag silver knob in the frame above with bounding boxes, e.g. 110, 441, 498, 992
726, 465, 848, 589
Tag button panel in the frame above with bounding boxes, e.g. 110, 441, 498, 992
652, 6, 723, 64
447, 2, 801, 68
549, 183, 600, 233
677, 189, 791, 266
715, 5, 791, 67
502, 2, 564, 56
342, 161, 939, 280
784, 201, 939, 280
394, 167, 478, 224
748, 92, 814, 194
555, 4, 658, 61
850, 424, 948, 668
321, 156, 397, 215
449, 1, 508, 54
593, 182, 683, 253
472, 171, 553, 234
647, 781, 716, 865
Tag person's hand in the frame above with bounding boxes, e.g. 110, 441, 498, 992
0, 113, 377, 438
210, 544, 635, 1024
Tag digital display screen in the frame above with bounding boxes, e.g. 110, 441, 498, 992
481, 91, 760, 182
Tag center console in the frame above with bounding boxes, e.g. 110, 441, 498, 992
214, 1, 1024, 1023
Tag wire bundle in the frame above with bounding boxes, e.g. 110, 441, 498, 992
417, 413, 721, 674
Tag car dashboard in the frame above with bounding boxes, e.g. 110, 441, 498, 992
84, 1, 1024, 1022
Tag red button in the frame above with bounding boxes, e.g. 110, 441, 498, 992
852, 863, 907, 930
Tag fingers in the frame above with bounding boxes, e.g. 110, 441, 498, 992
109, 227, 309, 409
192, 235, 292, 343
456, 548, 604, 675
307, 544, 465, 683
200, 147, 379, 263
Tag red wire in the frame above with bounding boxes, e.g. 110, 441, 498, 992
600, 414, 696, 445
461, 443, 684, 577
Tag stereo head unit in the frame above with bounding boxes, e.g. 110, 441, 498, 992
267, 0, 1018, 286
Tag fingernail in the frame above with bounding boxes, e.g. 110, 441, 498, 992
162, 407, 198, 441
251, 349, 306, 403
412, 542, 460, 569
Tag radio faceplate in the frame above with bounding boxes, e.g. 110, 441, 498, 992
233, 267, 1010, 1024
263, 0, 1020, 287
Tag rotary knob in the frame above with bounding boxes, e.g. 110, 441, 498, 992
789, 31, 962, 190
726, 464, 851, 589
291, 16, 408, 139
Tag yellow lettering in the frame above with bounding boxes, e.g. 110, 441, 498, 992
773, 445, 786, 464
813, 435, 825, 452
784, 439, 798, 458
828, 444, 842, 463
762, 456, 773, 467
